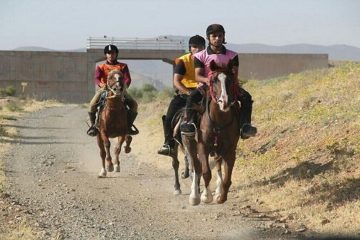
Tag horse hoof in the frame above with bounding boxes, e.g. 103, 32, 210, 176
124, 146, 131, 153
114, 164, 120, 172
201, 193, 213, 204
181, 170, 189, 179
173, 189, 182, 195
189, 196, 200, 206
216, 198, 226, 204
215, 194, 221, 203
106, 164, 114, 172
98, 169, 107, 178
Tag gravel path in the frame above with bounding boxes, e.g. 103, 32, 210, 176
3, 105, 301, 239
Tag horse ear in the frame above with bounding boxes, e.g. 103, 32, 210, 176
209, 60, 219, 71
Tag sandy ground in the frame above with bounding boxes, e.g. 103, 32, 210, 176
0, 104, 304, 239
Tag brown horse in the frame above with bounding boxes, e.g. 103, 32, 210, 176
97, 70, 132, 177
189, 61, 241, 204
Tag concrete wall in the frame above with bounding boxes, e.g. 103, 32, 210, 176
0, 51, 88, 102
0, 50, 328, 103
238, 53, 328, 80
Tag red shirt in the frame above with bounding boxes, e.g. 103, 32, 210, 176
95, 61, 131, 88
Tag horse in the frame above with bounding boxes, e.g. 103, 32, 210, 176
96, 70, 132, 177
187, 60, 241, 205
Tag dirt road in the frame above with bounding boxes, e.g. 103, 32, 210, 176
3, 105, 300, 239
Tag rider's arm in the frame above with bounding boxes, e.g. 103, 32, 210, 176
95, 65, 106, 88
194, 58, 210, 85
122, 65, 132, 87
230, 55, 240, 85
173, 59, 191, 95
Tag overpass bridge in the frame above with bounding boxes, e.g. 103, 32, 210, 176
86, 36, 186, 62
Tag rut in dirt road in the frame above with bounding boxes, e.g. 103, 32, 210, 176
3, 104, 300, 240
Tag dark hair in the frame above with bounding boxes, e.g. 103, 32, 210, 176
104, 44, 119, 54
189, 35, 206, 47
206, 24, 226, 44
206, 24, 225, 36
188, 35, 206, 51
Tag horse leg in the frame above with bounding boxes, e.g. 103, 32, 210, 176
124, 135, 132, 153
181, 155, 190, 179
172, 144, 181, 195
181, 134, 201, 204
218, 152, 235, 204
103, 137, 113, 172
189, 151, 202, 206
199, 144, 213, 204
214, 156, 224, 202
114, 136, 126, 172
97, 136, 107, 177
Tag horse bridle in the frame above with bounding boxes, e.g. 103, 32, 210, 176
106, 75, 125, 100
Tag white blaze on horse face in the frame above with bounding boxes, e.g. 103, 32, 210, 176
217, 73, 229, 112
113, 73, 123, 95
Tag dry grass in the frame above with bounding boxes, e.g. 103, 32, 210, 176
232, 62, 360, 235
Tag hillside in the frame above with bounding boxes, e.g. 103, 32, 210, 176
235, 62, 360, 236
140, 62, 360, 237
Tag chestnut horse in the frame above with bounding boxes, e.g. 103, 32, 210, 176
97, 70, 132, 177
188, 61, 241, 204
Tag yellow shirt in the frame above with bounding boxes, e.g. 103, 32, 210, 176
175, 53, 198, 89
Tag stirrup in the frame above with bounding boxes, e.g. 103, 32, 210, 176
157, 144, 174, 156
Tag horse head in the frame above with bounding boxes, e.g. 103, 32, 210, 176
209, 60, 236, 112
106, 70, 126, 100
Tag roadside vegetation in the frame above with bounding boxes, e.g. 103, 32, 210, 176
128, 83, 173, 103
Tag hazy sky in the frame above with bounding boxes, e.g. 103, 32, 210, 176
0, 0, 359, 50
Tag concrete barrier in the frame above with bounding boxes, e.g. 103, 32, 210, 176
0, 50, 328, 103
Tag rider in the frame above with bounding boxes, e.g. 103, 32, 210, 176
180, 24, 257, 139
87, 44, 138, 136
157, 35, 206, 156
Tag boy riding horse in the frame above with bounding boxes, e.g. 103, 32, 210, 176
87, 44, 138, 137
181, 24, 257, 139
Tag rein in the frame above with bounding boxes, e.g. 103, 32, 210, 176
205, 91, 236, 148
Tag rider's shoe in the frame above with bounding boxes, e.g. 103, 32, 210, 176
157, 144, 174, 156
240, 123, 257, 139
87, 125, 99, 137
127, 126, 139, 135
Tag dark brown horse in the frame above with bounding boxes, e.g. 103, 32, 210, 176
189, 61, 240, 204
160, 112, 192, 195
97, 70, 132, 177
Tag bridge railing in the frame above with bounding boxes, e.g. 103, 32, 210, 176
87, 37, 187, 51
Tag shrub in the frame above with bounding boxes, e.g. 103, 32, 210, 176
128, 83, 160, 103
0, 85, 16, 97
5, 86, 16, 96
6, 102, 23, 112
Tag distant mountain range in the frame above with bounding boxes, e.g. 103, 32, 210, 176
12, 41, 360, 88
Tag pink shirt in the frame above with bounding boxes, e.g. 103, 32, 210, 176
194, 48, 238, 76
